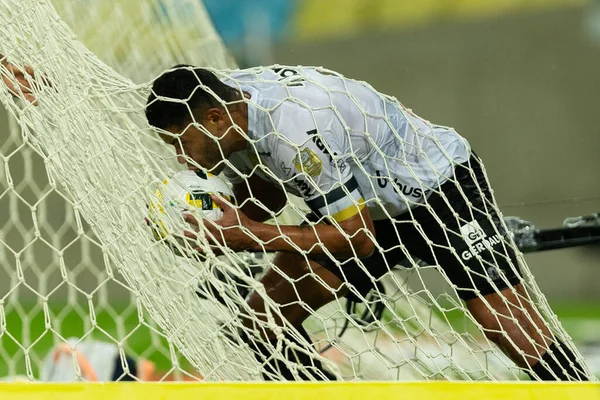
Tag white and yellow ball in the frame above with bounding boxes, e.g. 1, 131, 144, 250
149, 170, 234, 243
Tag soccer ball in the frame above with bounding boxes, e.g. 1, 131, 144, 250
148, 170, 235, 244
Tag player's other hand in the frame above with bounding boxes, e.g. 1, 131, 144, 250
1, 56, 49, 105
183, 194, 257, 253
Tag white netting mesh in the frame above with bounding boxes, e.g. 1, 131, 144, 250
0, 0, 594, 382
0, 0, 235, 381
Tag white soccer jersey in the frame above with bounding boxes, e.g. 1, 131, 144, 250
221, 66, 471, 222
41, 338, 120, 382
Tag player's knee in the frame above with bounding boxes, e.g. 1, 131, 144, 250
241, 282, 301, 333
243, 290, 268, 323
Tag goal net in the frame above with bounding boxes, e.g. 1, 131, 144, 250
0, 0, 235, 381
0, 0, 593, 382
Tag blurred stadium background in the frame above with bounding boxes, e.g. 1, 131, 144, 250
1, 0, 599, 380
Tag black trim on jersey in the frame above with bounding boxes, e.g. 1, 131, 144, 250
305, 176, 360, 212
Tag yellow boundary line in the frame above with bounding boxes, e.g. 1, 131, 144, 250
1, 382, 599, 400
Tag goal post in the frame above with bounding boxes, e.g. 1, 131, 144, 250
0, 0, 594, 383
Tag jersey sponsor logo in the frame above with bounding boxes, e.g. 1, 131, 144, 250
306, 129, 347, 173
293, 177, 314, 197
375, 170, 425, 199
459, 220, 502, 262
280, 161, 292, 177
293, 147, 323, 177
336, 160, 348, 174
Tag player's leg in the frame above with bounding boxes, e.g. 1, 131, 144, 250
241, 251, 347, 380
466, 283, 552, 368
396, 154, 591, 380
457, 158, 589, 380
466, 283, 587, 380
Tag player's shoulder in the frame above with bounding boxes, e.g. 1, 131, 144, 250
225, 65, 308, 88
226, 65, 336, 99
235, 65, 347, 142
224, 64, 362, 92
228, 64, 315, 79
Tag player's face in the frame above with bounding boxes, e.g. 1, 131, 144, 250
160, 108, 236, 174
160, 124, 224, 174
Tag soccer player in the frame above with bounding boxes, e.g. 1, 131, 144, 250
41, 338, 203, 382
145, 65, 590, 381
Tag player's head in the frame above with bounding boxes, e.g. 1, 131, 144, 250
145, 65, 248, 173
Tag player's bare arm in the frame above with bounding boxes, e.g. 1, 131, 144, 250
252, 206, 375, 258
186, 195, 375, 258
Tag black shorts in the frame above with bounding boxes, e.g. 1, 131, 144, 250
307, 155, 522, 301
111, 354, 138, 381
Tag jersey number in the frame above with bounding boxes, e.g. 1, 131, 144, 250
272, 67, 305, 87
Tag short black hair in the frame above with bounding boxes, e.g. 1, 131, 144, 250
145, 64, 240, 130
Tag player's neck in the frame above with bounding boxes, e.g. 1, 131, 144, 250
229, 103, 250, 152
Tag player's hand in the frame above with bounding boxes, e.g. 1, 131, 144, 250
1, 57, 48, 105
183, 194, 258, 253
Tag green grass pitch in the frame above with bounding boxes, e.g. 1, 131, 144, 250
1, 301, 598, 379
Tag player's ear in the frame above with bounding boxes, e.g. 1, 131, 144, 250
205, 107, 225, 127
